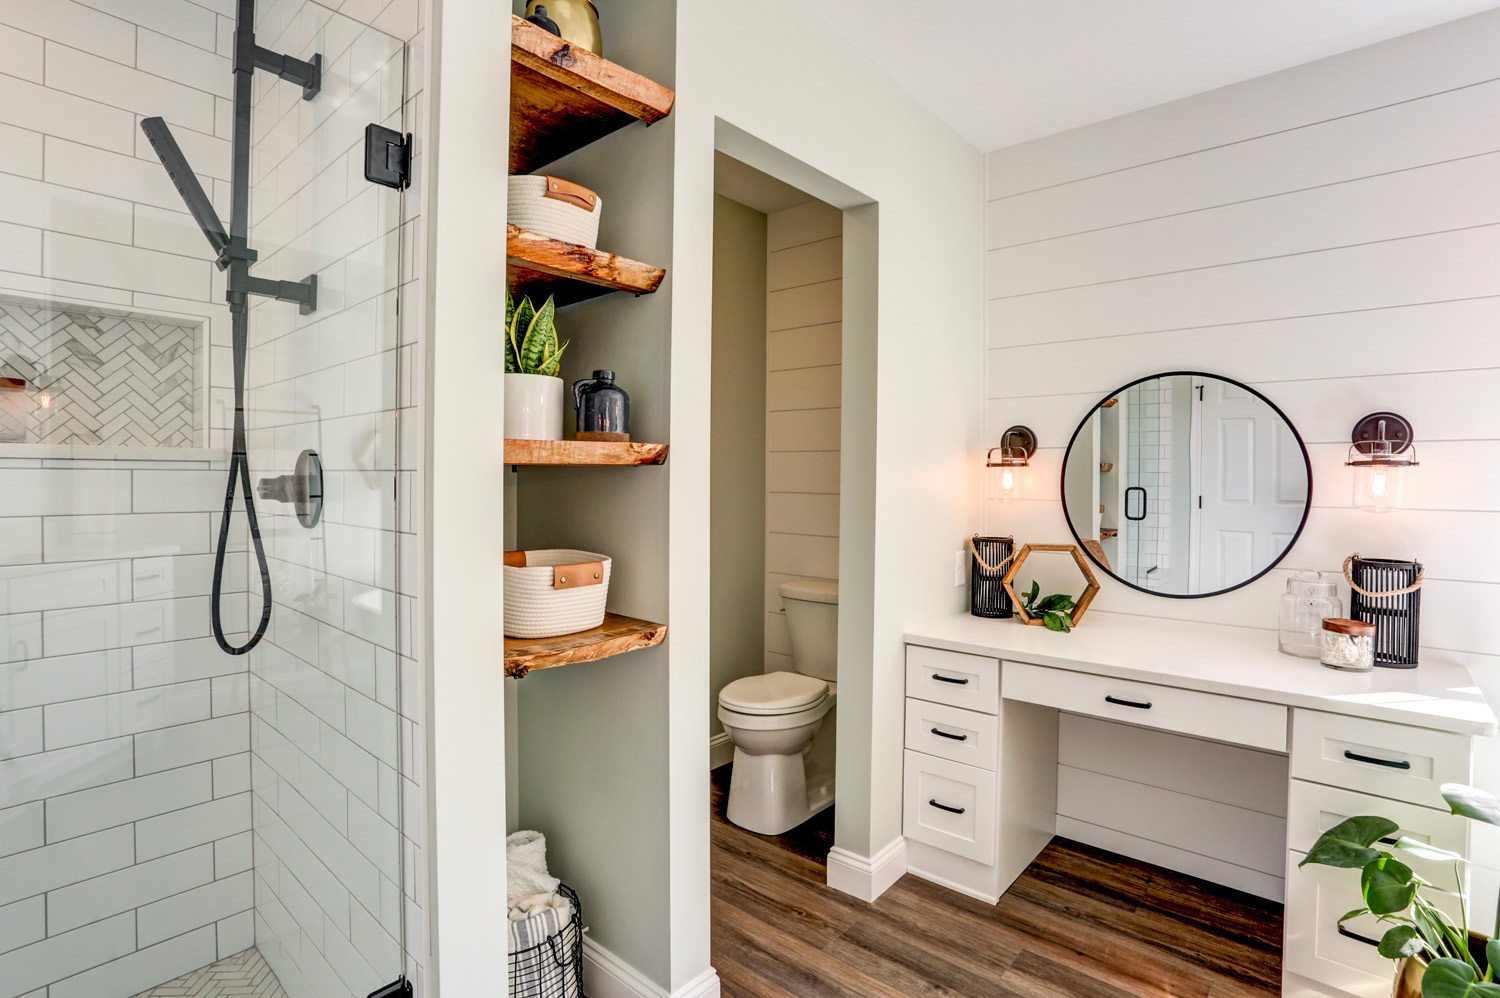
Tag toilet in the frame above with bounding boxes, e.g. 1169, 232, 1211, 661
718, 580, 838, 835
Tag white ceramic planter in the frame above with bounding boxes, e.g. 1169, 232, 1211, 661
504, 374, 564, 441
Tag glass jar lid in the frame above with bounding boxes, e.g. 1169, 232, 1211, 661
1287, 570, 1339, 598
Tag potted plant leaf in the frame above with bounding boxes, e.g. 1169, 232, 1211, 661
1018, 581, 1077, 632
505, 293, 569, 440
1299, 783, 1500, 997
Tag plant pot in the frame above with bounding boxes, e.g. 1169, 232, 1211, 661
1392, 934, 1490, 998
505, 373, 564, 441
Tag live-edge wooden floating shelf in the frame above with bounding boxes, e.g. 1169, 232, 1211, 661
507, 225, 666, 307
505, 439, 669, 466
505, 614, 667, 678
509, 16, 675, 175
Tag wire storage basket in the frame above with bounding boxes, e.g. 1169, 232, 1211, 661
509, 884, 585, 998
969, 535, 1016, 619
1346, 555, 1423, 669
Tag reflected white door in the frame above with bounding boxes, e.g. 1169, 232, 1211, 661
1191, 378, 1308, 592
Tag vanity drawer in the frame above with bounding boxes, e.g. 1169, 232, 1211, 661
1004, 662, 1288, 752
903, 750, 996, 865
905, 700, 998, 771
1287, 780, 1469, 890
1285, 852, 1465, 998
1290, 710, 1470, 809
905, 646, 1000, 714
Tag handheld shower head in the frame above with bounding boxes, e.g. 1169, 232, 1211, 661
140, 116, 230, 260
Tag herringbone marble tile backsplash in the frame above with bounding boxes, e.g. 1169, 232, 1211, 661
0, 296, 201, 448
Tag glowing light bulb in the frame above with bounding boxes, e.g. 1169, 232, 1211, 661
37, 393, 51, 409
1001, 469, 1014, 492
1368, 467, 1389, 498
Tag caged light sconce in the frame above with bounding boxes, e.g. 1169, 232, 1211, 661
1346, 412, 1418, 514
986, 425, 1037, 502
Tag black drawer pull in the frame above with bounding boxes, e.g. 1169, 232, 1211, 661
1344, 750, 1411, 770
931, 727, 968, 742
1105, 695, 1152, 710
1337, 924, 1380, 949
932, 674, 970, 685
929, 799, 966, 815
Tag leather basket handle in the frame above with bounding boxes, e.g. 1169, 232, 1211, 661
552, 562, 604, 590
543, 177, 598, 213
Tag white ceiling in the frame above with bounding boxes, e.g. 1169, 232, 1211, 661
793, 0, 1500, 151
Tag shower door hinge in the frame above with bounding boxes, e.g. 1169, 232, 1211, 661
365, 124, 412, 190
367, 977, 413, 998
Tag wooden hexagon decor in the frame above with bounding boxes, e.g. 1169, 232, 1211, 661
1000, 543, 1101, 628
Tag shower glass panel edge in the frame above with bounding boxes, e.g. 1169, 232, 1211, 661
0, 1, 406, 996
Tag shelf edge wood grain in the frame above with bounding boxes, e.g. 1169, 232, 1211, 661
504, 439, 669, 466
510, 15, 676, 174
507, 225, 666, 306
505, 614, 668, 678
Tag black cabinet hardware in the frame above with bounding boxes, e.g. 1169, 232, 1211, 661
932, 674, 969, 685
1343, 750, 1411, 770
928, 800, 965, 815
1337, 924, 1380, 948
1105, 695, 1152, 710
931, 728, 968, 741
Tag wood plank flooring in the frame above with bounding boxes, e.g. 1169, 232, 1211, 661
710, 766, 1283, 998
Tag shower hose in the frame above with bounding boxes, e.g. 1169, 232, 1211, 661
211, 299, 273, 655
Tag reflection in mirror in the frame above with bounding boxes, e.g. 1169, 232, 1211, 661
1061, 374, 1312, 598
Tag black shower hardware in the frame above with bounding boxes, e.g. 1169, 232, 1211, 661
1124, 485, 1147, 521
140, 0, 323, 656
257, 450, 325, 529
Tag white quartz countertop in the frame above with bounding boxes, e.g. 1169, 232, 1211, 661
904, 611, 1497, 737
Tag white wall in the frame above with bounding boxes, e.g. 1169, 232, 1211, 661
0, 3, 254, 993
709, 194, 766, 738
673, 0, 985, 990
764, 201, 842, 673
983, 7, 1500, 898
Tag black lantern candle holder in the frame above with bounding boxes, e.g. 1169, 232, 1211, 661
970, 535, 1016, 619
1346, 555, 1423, 668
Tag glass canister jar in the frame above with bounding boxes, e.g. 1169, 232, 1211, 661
1279, 571, 1342, 659
1321, 618, 1377, 672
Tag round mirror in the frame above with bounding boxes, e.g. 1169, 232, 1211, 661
1061, 372, 1312, 598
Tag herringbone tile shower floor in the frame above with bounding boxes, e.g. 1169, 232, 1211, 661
133, 947, 288, 998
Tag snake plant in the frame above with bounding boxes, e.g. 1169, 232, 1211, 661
505, 292, 569, 377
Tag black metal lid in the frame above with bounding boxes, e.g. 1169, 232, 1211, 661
593, 369, 614, 381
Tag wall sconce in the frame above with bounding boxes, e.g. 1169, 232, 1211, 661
1346, 412, 1417, 514
986, 425, 1037, 502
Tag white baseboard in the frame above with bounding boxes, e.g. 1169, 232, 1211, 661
709, 732, 733, 770
826, 836, 907, 902
582, 937, 721, 998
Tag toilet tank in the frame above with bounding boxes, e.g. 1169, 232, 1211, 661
779, 580, 838, 682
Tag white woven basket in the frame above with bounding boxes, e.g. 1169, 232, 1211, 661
507, 175, 603, 248
504, 549, 612, 639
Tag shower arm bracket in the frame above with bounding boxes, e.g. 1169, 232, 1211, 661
253, 46, 322, 101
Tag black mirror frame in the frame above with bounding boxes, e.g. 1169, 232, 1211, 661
1059, 370, 1315, 600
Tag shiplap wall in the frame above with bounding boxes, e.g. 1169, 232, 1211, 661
765, 201, 842, 672
984, 9, 1500, 899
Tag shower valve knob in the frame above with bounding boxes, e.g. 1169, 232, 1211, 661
255, 450, 324, 528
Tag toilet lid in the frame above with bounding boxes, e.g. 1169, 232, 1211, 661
719, 672, 829, 715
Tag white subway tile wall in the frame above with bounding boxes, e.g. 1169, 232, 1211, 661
0, 0, 425, 995
764, 202, 842, 672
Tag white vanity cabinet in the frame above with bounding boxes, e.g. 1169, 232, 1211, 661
901, 611, 1500, 998
1283, 710, 1500, 998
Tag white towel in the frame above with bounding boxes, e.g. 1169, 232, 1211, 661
506, 830, 561, 903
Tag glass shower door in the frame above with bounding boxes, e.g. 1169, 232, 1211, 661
0, 2, 407, 997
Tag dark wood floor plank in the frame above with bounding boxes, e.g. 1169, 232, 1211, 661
711, 843, 866, 948
713, 897, 913, 998
708, 765, 1283, 998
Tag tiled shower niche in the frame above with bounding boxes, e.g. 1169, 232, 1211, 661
0, 295, 203, 451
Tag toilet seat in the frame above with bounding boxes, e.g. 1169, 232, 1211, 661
719, 672, 829, 716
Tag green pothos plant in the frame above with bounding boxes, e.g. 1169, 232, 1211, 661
1300, 783, 1500, 996
1019, 580, 1076, 632
505, 292, 568, 377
